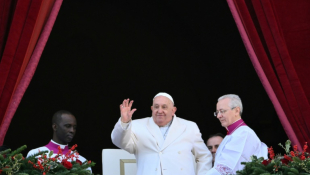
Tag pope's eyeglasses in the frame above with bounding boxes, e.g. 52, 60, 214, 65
214, 107, 236, 117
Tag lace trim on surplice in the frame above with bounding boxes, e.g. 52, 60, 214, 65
215, 164, 233, 175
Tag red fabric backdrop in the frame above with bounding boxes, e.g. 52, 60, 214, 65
227, 0, 310, 149
0, 0, 62, 144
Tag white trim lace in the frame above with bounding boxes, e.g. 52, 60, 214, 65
215, 164, 233, 175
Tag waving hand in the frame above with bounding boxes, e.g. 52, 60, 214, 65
120, 99, 137, 123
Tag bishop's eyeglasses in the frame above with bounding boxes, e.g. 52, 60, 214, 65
214, 107, 236, 117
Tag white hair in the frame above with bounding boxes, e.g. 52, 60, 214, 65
218, 94, 243, 116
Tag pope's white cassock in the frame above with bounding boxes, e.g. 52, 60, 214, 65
206, 119, 268, 175
111, 115, 212, 175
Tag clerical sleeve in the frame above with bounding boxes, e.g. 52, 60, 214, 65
111, 117, 137, 154
191, 123, 212, 175
207, 126, 262, 174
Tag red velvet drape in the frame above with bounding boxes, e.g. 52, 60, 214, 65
0, 0, 62, 144
227, 0, 310, 149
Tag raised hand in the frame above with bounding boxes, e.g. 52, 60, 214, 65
120, 99, 137, 123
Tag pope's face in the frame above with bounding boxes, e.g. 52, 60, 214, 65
151, 96, 176, 127
207, 136, 223, 162
216, 98, 240, 127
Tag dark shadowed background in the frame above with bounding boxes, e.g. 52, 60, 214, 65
4, 0, 287, 174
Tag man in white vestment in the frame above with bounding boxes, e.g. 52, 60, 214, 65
206, 94, 268, 175
111, 92, 212, 175
206, 133, 224, 167
27, 110, 91, 172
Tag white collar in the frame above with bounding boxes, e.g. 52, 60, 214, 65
160, 119, 173, 128
51, 139, 68, 149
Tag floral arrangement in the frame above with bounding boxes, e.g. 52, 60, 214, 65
237, 140, 310, 175
0, 144, 97, 175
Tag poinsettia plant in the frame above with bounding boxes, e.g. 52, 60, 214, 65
237, 140, 310, 175
0, 144, 98, 175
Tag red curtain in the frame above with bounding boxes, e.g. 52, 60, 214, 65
227, 0, 310, 149
0, 0, 63, 144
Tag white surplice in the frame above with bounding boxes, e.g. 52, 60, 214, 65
206, 125, 268, 175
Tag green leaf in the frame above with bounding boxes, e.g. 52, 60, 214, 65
15, 153, 23, 160
0, 154, 4, 161
2, 167, 13, 172
8, 145, 27, 157
253, 167, 267, 174
290, 168, 299, 174
288, 173, 298, 175
266, 163, 275, 171
49, 150, 54, 158
285, 140, 292, 152
278, 140, 292, 154
292, 156, 302, 163
0, 148, 11, 155
257, 157, 265, 162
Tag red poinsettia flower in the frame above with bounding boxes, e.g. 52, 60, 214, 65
284, 154, 292, 161
57, 146, 62, 154
61, 159, 73, 169
281, 158, 289, 165
71, 144, 78, 151
268, 147, 275, 160
303, 142, 308, 152
293, 145, 298, 152
300, 155, 306, 160
262, 160, 269, 166
76, 159, 82, 165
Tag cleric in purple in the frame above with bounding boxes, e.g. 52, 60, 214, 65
27, 110, 91, 172
206, 94, 268, 175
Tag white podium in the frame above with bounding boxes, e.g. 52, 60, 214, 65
102, 149, 137, 175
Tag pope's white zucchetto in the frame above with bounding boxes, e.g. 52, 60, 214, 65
153, 92, 174, 105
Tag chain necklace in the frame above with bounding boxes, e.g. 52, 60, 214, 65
161, 119, 173, 140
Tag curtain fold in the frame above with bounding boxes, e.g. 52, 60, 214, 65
0, 0, 43, 119
0, 0, 17, 56
0, 0, 63, 145
227, 0, 310, 149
